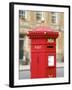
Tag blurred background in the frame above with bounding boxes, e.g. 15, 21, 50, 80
19, 10, 64, 79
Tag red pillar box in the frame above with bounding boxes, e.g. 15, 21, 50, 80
27, 27, 59, 79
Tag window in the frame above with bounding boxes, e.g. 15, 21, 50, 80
51, 12, 57, 24
19, 10, 25, 17
19, 10, 27, 20
51, 12, 60, 24
36, 11, 44, 22
19, 34, 24, 60
36, 11, 41, 20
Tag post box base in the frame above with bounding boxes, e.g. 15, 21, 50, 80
47, 67, 56, 78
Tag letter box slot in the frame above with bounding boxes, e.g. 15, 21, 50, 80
47, 46, 53, 48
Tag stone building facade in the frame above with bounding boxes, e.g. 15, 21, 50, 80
19, 10, 64, 65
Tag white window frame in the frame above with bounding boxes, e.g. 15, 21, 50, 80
51, 12, 59, 25
36, 11, 44, 22
19, 10, 27, 20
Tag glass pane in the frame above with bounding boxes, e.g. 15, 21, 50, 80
19, 10, 25, 20
19, 40, 24, 59
36, 11, 42, 20
51, 12, 56, 23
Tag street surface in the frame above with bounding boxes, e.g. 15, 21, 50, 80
19, 67, 64, 79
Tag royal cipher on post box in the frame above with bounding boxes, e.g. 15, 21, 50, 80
27, 27, 59, 79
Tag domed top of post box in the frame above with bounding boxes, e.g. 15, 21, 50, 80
27, 26, 59, 39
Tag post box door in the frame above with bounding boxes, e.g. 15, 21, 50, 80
31, 53, 38, 78
31, 52, 47, 78
38, 52, 47, 78
47, 53, 56, 77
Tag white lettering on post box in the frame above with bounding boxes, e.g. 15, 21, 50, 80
34, 45, 41, 49
48, 56, 54, 66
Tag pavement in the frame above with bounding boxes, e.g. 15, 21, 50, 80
19, 63, 64, 79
